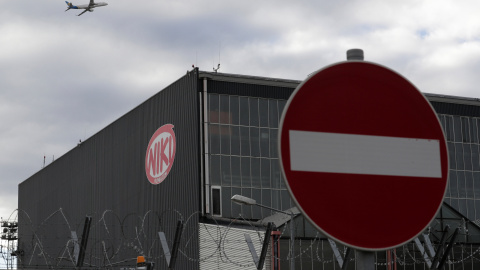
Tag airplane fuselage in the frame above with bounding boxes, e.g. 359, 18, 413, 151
70, 2, 107, 9
65, 1, 108, 16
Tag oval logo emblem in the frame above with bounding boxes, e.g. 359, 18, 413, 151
145, 124, 176, 184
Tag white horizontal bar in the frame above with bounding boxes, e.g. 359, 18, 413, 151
289, 130, 442, 178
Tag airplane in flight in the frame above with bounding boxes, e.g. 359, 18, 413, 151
65, 0, 108, 16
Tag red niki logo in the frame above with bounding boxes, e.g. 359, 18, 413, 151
145, 124, 176, 185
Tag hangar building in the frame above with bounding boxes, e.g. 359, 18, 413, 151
17, 63, 480, 269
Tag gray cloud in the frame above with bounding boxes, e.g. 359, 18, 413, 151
1, 0, 480, 225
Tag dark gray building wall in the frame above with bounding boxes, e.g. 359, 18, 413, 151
18, 69, 201, 269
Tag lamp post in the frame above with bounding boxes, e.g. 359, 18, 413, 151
231, 194, 296, 270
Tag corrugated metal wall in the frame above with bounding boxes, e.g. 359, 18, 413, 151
18, 69, 201, 269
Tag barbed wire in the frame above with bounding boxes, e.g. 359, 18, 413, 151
2, 208, 480, 269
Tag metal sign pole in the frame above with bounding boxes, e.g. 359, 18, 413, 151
356, 250, 375, 270
290, 213, 295, 270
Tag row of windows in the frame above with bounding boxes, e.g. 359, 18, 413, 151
208, 121, 480, 171
444, 198, 480, 222
208, 94, 286, 128
205, 98, 480, 221
439, 114, 480, 143
439, 114, 480, 221
209, 125, 279, 158
437, 114, 480, 222
209, 155, 285, 189
446, 170, 480, 199
448, 142, 480, 171
208, 97, 480, 144
208, 94, 290, 219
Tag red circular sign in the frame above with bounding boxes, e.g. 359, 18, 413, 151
279, 61, 448, 250
145, 124, 176, 185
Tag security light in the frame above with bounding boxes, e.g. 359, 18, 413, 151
231, 195, 256, 206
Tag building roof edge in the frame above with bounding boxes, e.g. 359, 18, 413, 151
198, 71, 301, 88
200, 70, 480, 107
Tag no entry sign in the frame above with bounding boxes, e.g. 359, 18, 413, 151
279, 61, 448, 251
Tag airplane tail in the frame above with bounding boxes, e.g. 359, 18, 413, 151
65, 1, 73, 11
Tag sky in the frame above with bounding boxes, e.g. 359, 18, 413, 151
1, 0, 480, 224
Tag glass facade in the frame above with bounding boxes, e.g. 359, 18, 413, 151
439, 114, 480, 223
207, 92, 480, 226
207, 93, 291, 219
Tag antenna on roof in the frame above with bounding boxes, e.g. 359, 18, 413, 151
213, 41, 221, 73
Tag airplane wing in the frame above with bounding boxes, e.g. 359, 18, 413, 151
77, 9, 89, 16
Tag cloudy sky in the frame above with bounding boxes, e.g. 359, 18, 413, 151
1, 0, 480, 222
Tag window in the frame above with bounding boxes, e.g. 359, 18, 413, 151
210, 155, 221, 185
444, 115, 454, 141
239, 97, 249, 126
211, 186, 222, 216
240, 127, 250, 156
448, 142, 456, 170
260, 128, 270, 157
464, 144, 473, 171
462, 117, 471, 143
455, 143, 464, 170
209, 94, 219, 123
269, 99, 279, 128
470, 118, 478, 143
249, 98, 259, 127
219, 95, 230, 124
251, 158, 261, 188
221, 156, 231, 186
250, 127, 260, 157
449, 171, 458, 198
259, 99, 269, 127
453, 116, 462, 142
230, 96, 240, 125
